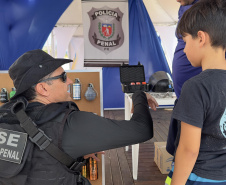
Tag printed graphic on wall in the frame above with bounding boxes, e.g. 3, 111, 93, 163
82, 1, 129, 67
88, 7, 124, 55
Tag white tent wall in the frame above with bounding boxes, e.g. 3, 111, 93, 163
155, 25, 177, 72
69, 37, 85, 69
143, 0, 179, 73
54, 26, 78, 58
51, 0, 180, 71
143, 0, 179, 25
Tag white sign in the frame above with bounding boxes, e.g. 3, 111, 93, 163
82, 0, 129, 67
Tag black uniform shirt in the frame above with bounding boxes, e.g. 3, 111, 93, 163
9, 91, 152, 160
62, 90, 153, 158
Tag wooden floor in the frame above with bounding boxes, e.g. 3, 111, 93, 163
103, 108, 173, 185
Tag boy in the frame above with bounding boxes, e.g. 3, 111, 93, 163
165, 0, 226, 184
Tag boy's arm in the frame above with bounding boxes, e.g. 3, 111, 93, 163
171, 122, 201, 185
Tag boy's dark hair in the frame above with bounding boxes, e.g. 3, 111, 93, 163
176, 0, 226, 49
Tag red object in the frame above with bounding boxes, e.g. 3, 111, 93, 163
102, 24, 112, 37
130, 82, 135, 85
136, 82, 141, 85
142, 82, 147, 85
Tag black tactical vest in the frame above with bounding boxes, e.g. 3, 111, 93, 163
0, 101, 91, 185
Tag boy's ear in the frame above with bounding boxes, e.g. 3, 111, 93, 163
35, 83, 50, 97
197, 31, 208, 47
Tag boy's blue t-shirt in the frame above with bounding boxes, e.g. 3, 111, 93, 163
172, 0, 202, 98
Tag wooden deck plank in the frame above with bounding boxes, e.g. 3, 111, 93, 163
103, 111, 109, 119
154, 124, 168, 141
117, 147, 135, 185
104, 150, 113, 185
155, 120, 169, 136
104, 108, 172, 185
113, 110, 125, 120
153, 128, 165, 142
109, 149, 123, 185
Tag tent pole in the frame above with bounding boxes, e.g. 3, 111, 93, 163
51, 31, 55, 57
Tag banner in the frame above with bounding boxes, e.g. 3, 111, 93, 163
82, 0, 129, 67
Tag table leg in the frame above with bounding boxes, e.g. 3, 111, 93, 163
124, 94, 131, 120
132, 144, 139, 180
125, 94, 140, 180
125, 94, 131, 151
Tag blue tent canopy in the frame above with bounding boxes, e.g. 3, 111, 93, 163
0, 0, 72, 70
103, 0, 171, 109
0, 0, 171, 109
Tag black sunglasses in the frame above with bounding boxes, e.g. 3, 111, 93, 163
38, 72, 67, 83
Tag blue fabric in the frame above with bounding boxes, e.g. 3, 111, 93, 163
103, 0, 171, 108
0, 0, 172, 109
0, 0, 72, 70
129, 0, 171, 81
167, 167, 226, 184
103, 67, 124, 109
172, 0, 202, 98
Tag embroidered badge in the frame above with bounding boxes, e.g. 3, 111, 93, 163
0, 128, 27, 164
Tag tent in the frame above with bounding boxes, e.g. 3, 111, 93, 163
56, 0, 179, 67
56, 0, 179, 36
55, 0, 180, 109
0, 0, 180, 109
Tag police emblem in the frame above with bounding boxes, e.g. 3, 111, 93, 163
88, 6, 124, 54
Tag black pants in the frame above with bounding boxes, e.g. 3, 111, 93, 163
166, 99, 178, 156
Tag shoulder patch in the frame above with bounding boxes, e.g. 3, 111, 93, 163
0, 128, 27, 164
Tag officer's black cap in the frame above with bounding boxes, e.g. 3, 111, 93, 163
9, 49, 72, 100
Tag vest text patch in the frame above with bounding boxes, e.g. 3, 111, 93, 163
0, 128, 27, 164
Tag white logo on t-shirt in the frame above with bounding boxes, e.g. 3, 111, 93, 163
220, 108, 226, 138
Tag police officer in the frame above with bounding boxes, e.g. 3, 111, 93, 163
0, 49, 158, 185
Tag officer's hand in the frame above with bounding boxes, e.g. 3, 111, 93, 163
145, 92, 158, 111
84, 151, 105, 161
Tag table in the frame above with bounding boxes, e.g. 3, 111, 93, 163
124, 92, 176, 180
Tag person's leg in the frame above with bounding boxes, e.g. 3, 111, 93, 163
166, 117, 178, 155
166, 99, 178, 155
165, 170, 173, 185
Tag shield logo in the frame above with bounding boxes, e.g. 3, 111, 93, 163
102, 24, 112, 38
88, 6, 124, 54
